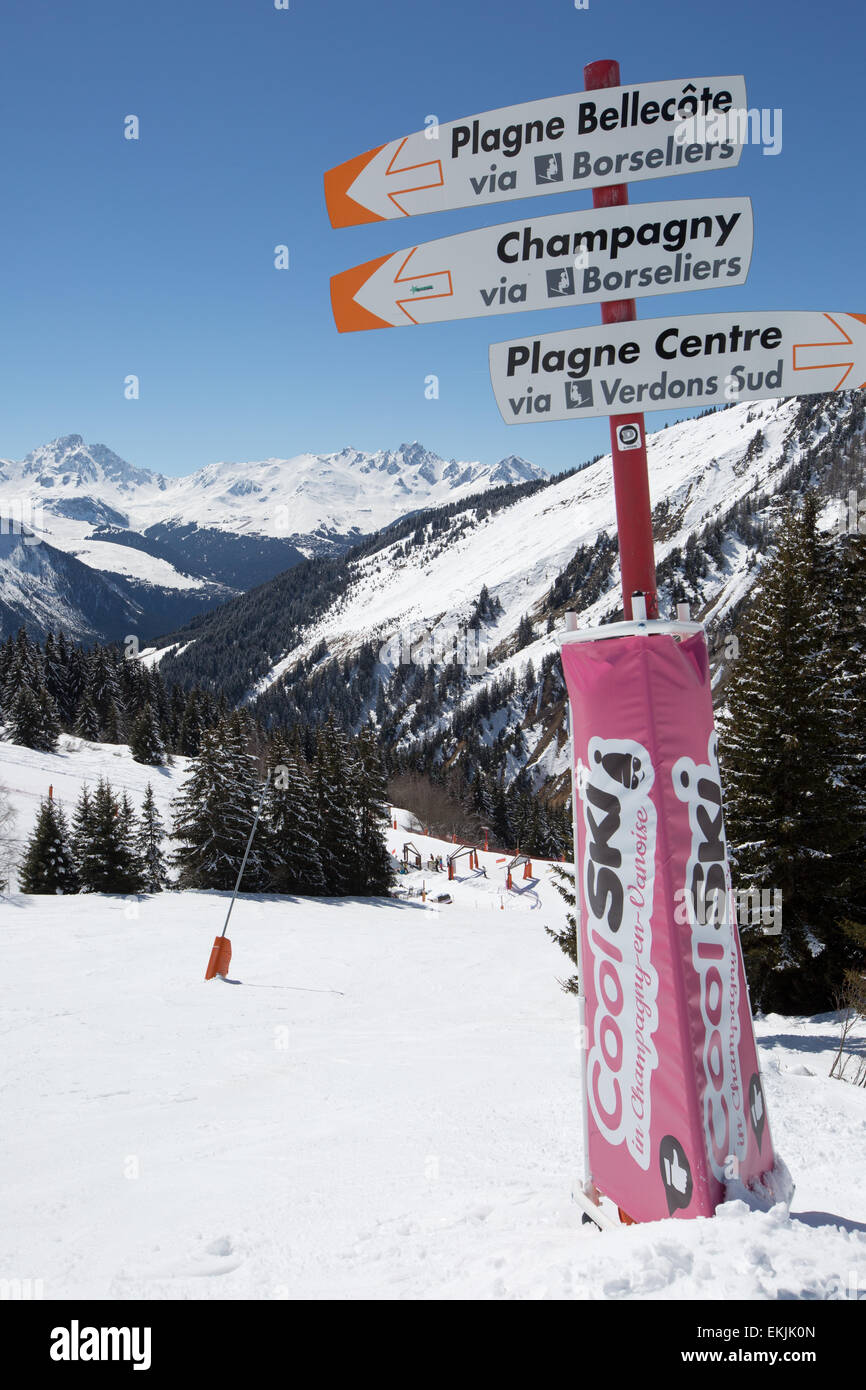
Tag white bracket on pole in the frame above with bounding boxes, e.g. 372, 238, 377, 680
562, 615, 705, 646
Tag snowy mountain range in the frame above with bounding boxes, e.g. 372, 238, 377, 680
152, 391, 866, 799
0, 435, 546, 641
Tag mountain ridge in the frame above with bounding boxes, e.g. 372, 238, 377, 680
0, 434, 547, 641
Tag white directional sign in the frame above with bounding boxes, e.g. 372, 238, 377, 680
489, 312, 866, 422
324, 76, 747, 227
330, 197, 753, 332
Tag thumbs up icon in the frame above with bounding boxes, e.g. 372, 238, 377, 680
664, 1149, 689, 1194
748, 1074, 766, 1150
659, 1135, 693, 1214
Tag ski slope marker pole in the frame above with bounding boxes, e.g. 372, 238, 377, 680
205, 769, 272, 981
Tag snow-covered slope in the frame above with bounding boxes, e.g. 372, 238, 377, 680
271, 399, 791, 662
0, 881, 863, 1297
1, 736, 863, 1300
151, 390, 861, 799
194, 395, 805, 726
0, 526, 230, 646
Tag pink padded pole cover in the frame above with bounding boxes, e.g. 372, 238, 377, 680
562, 630, 773, 1222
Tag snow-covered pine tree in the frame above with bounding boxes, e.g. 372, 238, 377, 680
61, 637, 89, 727
19, 798, 78, 895
546, 861, 579, 994
313, 718, 360, 894
42, 633, 68, 719
171, 720, 267, 891
353, 725, 394, 896
89, 648, 124, 733
265, 735, 325, 895
5, 679, 58, 751
129, 703, 166, 766
139, 783, 169, 892
719, 494, 865, 1012
1, 628, 41, 713
178, 691, 206, 756
73, 689, 102, 740
826, 529, 866, 903
103, 698, 127, 745
472, 772, 495, 827
118, 792, 145, 891
490, 781, 513, 851
74, 779, 143, 894
71, 785, 95, 868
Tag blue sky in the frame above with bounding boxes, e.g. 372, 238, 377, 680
1, 0, 863, 478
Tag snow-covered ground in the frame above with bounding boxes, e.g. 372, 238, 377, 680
2, 740, 864, 1300
1, 805, 864, 1298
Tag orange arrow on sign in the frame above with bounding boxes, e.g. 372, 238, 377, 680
325, 138, 444, 227
793, 312, 866, 390
324, 145, 388, 228
329, 254, 394, 333
331, 248, 453, 332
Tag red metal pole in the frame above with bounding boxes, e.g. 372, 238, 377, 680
584, 59, 658, 621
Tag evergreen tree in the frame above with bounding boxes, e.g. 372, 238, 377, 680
171, 721, 267, 890
178, 691, 205, 756
139, 784, 168, 892
103, 698, 127, 745
71, 785, 95, 868
265, 737, 325, 895
354, 726, 394, 895
825, 531, 866, 910
73, 684, 102, 741
719, 495, 865, 1012
74, 779, 143, 893
88, 647, 124, 733
118, 792, 145, 888
546, 861, 579, 994
490, 781, 513, 850
5, 680, 60, 752
1, 629, 41, 713
129, 703, 166, 766
19, 798, 78, 894
313, 719, 360, 894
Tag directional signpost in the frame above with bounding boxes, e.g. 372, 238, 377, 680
321, 56, 837, 1232
330, 197, 753, 332
489, 310, 866, 421
324, 75, 747, 226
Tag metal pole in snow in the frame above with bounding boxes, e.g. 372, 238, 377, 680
219, 769, 272, 940
584, 58, 659, 621
564, 611, 594, 1197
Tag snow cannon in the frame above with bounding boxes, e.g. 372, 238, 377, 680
205, 935, 232, 981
